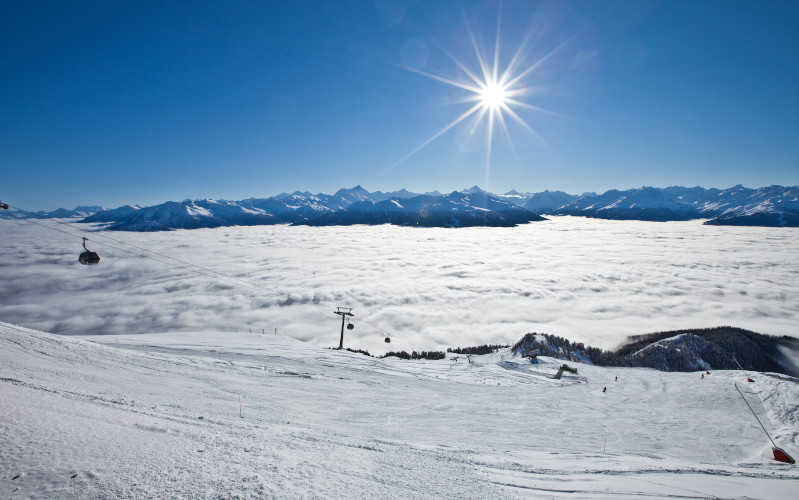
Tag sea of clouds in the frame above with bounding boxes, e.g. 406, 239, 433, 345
1, 217, 797, 353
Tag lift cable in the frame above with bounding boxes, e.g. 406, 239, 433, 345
4, 204, 396, 342
5, 203, 283, 293
4, 209, 278, 295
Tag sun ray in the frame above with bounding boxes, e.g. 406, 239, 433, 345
485, 107, 496, 187
505, 24, 590, 89
492, 1, 502, 86
378, 5, 575, 181
494, 105, 525, 172
463, 14, 492, 86
500, 103, 549, 146
436, 42, 486, 89
498, 25, 537, 87
377, 102, 484, 178
459, 105, 491, 153
395, 63, 482, 94
504, 83, 551, 97
494, 104, 514, 150
452, 94, 488, 106
505, 98, 577, 121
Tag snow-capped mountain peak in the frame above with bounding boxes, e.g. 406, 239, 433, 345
12, 185, 793, 229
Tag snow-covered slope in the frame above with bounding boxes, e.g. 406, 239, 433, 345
2, 322, 797, 498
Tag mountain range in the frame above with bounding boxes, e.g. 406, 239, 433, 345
3, 185, 797, 230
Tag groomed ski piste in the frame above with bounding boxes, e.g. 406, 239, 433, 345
1, 322, 797, 499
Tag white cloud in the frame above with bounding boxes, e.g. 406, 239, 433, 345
1, 217, 797, 353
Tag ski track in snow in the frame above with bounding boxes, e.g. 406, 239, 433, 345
1, 323, 797, 499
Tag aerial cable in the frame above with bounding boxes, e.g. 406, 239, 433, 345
4, 198, 332, 303
4, 206, 332, 310
5, 210, 300, 338
5, 203, 400, 343
351, 317, 391, 337
5, 201, 317, 301
4, 210, 87, 240
0, 188, 58, 214
4, 198, 392, 331
7, 205, 393, 331
4, 209, 274, 294
5, 203, 278, 292
4, 186, 399, 344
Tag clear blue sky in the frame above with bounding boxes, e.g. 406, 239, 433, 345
1, 0, 797, 209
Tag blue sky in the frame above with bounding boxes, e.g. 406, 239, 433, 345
1, 0, 797, 209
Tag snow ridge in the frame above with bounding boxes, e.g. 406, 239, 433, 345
512, 328, 799, 376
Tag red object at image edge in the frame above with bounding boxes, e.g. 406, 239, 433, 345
772, 447, 795, 464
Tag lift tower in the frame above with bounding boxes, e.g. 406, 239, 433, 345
334, 307, 354, 349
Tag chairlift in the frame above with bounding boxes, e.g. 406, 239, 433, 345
78, 237, 100, 265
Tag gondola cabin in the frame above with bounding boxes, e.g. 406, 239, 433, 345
79, 237, 100, 265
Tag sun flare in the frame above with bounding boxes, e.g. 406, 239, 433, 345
479, 81, 509, 109
383, 8, 573, 186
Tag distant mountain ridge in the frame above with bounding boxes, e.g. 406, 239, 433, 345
302, 191, 544, 227
4, 185, 797, 229
550, 185, 799, 226
39, 205, 106, 219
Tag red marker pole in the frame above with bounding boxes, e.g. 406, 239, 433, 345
735, 383, 795, 464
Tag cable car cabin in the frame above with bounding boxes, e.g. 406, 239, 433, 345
79, 237, 100, 265
79, 251, 100, 265
384, 337, 391, 343
346, 323, 354, 330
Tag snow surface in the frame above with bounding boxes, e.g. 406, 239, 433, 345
1, 323, 797, 498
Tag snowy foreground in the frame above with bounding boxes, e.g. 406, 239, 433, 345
2, 323, 798, 499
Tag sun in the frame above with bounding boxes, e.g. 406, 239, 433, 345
479, 81, 509, 110
379, 6, 574, 186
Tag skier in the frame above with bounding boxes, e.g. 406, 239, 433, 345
602, 386, 607, 393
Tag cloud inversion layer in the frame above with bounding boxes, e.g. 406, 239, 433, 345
1, 217, 796, 352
